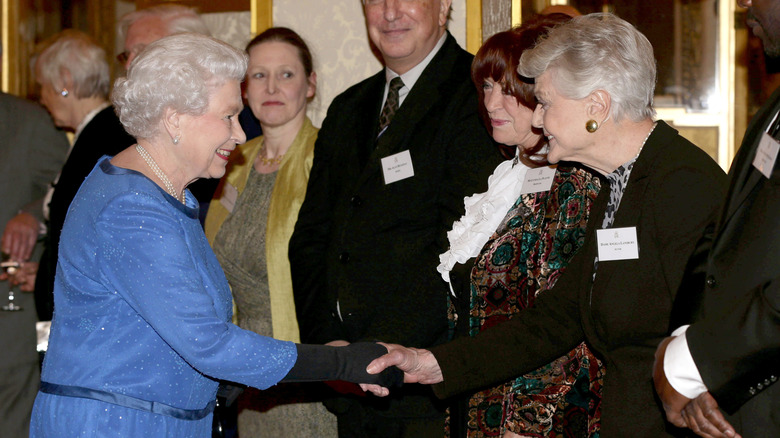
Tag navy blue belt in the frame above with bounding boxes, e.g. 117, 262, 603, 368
39, 381, 216, 420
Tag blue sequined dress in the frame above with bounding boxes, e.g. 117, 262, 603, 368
30, 157, 297, 437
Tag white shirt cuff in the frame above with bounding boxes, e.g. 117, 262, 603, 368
664, 325, 709, 399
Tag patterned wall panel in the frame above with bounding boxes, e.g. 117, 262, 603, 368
201, 11, 252, 51
482, 0, 511, 41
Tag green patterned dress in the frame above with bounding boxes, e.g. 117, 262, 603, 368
454, 164, 603, 437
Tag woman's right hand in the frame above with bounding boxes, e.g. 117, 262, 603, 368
366, 342, 444, 385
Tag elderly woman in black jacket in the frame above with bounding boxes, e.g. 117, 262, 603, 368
367, 13, 727, 437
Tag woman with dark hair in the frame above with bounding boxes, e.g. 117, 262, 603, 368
440, 14, 603, 437
203, 27, 335, 437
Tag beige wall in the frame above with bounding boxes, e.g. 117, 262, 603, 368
274, 0, 467, 126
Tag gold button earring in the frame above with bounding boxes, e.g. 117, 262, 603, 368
585, 119, 598, 133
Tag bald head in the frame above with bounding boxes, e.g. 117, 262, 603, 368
540, 5, 581, 17
118, 4, 210, 69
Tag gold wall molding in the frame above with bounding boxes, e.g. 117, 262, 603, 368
251, 0, 271, 35
2, 0, 21, 94
465, 0, 481, 53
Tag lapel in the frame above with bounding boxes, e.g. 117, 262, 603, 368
713, 86, 780, 247
357, 33, 460, 187
351, 72, 386, 170
588, 121, 673, 292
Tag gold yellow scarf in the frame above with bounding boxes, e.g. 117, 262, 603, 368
204, 117, 317, 342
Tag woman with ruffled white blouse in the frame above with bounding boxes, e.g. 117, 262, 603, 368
438, 14, 605, 438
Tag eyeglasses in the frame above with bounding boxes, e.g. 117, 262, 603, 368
116, 51, 130, 65
116, 44, 147, 66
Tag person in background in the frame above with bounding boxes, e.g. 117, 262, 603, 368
2, 30, 136, 320
117, 4, 262, 220
653, 0, 780, 437
117, 3, 210, 69
539, 4, 581, 17
288, 0, 503, 435
442, 14, 602, 437
367, 13, 728, 437
204, 27, 336, 437
0, 85, 68, 438
30, 33, 398, 438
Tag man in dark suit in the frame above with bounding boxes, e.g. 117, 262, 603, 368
0, 91, 68, 438
288, 0, 501, 435
654, 1, 780, 436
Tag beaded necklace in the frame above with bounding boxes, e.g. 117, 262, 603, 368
135, 144, 183, 203
256, 140, 284, 166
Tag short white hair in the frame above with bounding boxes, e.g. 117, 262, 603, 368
36, 29, 110, 99
518, 13, 656, 122
112, 33, 247, 139
118, 4, 211, 43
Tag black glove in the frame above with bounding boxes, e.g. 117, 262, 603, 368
281, 342, 403, 388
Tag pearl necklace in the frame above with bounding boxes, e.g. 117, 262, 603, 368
256, 140, 284, 166
635, 122, 658, 159
135, 144, 182, 203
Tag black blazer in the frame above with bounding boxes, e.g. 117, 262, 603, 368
289, 33, 502, 349
35, 106, 135, 320
685, 87, 780, 436
430, 121, 727, 437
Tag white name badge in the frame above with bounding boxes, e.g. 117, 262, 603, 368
220, 183, 238, 213
520, 166, 556, 194
753, 132, 780, 179
596, 226, 639, 261
381, 150, 415, 184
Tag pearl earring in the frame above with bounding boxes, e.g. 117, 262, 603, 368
585, 119, 598, 133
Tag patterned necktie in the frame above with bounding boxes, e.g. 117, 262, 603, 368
377, 77, 404, 138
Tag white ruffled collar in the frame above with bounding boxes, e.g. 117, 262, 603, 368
437, 150, 533, 293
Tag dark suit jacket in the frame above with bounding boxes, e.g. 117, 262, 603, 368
288, 33, 502, 418
0, 92, 67, 435
685, 87, 780, 435
430, 121, 727, 437
0, 92, 68, 368
34, 106, 135, 320
290, 33, 501, 347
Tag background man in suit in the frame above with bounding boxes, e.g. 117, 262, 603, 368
117, 4, 263, 219
0, 90, 68, 437
288, 0, 501, 435
117, 4, 210, 69
654, 0, 780, 437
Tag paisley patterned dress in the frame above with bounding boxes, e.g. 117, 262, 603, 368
455, 165, 604, 437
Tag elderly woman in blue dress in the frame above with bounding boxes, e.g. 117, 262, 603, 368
29, 33, 397, 437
